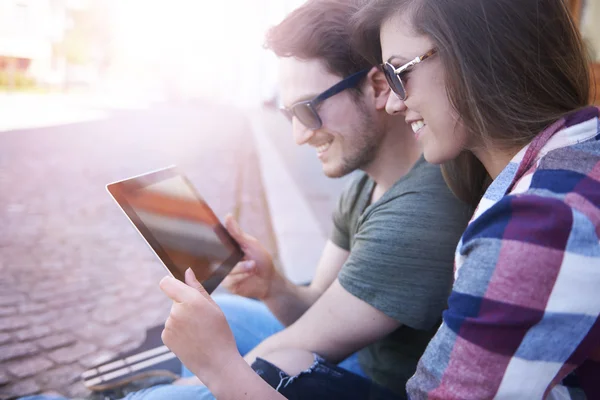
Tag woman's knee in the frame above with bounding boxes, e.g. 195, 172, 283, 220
261, 348, 317, 377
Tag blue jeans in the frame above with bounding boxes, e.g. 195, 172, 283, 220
253, 355, 403, 399
181, 294, 366, 378
20, 295, 367, 400
20, 357, 399, 400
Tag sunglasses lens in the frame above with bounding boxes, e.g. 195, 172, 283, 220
293, 103, 321, 129
383, 64, 406, 100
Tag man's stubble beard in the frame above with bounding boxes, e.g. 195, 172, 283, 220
325, 104, 384, 178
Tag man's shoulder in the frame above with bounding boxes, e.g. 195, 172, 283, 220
379, 160, 471, 216
336, 171, 372, 204
399, 158, 449, 193
341, 171, 371, 194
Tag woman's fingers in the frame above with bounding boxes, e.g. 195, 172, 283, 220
160, 276, 197, 303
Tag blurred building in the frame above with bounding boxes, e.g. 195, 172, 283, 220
0, 0, 112, 90
581, 0, 599, 62
574, 0, 600, 105
0, 0, 67, 88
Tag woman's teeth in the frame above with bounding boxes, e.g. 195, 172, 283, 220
411, 120, 425, 134
316, 142, 332, 154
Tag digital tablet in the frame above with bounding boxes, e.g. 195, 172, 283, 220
106, 166, 243, 293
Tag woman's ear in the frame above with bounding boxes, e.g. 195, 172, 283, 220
365, 66, 391, 110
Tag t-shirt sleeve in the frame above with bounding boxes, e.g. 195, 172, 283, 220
330, 183, 353, 251
338, 189, 466, 330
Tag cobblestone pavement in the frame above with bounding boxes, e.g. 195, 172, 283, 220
0, 103, 277, 399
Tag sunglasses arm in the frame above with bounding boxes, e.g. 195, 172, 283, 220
393, 56, 422, 74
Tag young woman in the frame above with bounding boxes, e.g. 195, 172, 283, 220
106, 1, 600, 399
352, 0, 599, 398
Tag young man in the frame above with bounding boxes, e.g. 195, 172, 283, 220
187, 0, 473, 396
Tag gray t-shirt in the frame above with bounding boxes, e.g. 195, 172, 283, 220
331, 156, 472, 396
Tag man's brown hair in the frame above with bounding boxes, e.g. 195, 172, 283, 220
265, 0, 371, 81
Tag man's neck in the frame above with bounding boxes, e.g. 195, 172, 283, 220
365, 124, 422, 204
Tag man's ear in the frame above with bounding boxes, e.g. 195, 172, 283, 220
365, 66, 390, 111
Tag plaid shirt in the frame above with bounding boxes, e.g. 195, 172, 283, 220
407, 106, 600, 400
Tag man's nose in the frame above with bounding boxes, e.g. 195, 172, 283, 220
292, 119, 316, 145
385, 91, 407, 115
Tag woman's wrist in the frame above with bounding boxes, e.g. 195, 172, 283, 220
188, 350, 242, 392
206, 354, 268, 399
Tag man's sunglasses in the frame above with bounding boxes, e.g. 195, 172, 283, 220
381, 49, 437, 100
280, 68, 370, 130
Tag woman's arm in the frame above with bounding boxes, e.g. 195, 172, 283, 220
159, 269, 286, 400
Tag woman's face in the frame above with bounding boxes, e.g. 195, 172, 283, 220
380, 13, 469, 164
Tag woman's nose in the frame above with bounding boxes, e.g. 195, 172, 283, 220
385, 91, 407, 115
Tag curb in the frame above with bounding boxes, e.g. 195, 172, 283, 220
249, 112, 326, 285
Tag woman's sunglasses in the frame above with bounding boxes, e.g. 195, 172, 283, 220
280, 68, 370, 130
381, 48, 437, 100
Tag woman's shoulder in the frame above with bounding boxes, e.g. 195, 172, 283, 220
463, 156, 600, 260
526, 138, 600, 207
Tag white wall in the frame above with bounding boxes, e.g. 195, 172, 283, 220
582, 1, 600, 62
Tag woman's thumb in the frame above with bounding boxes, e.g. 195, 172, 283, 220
184, 268, 211, 300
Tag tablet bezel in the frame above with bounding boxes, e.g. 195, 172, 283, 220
106, 166, 243, 293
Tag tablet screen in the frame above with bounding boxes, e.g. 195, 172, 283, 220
107, 167, 243, 293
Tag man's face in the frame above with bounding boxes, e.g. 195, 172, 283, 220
278, 57, 384, 178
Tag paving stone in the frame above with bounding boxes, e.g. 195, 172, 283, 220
114, 339, 145, 355
0, 316, 29, 332
44, 293, 88, 309
0, 307, 17, 317
0, 371, 10, 386
0, 342, 38, 362
102, 330, 138, 350
91, 302, 139, 325
0, 295, 25, 307
0, 378, 40, 399
36, 364, 81, 391
66, 381, 91, 399
37, 333, 76, 351
47, 342, 97, 365
73, 323, 112, 341
27, 309, 62, 326
18, 303, 47, 314
49, 313, 89, 333
0, 332, 12, 345
15, 325, 53, 341
79, 349, 117, 369
6, 356, 54, 378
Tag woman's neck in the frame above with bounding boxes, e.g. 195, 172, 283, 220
473, 144, 525, 179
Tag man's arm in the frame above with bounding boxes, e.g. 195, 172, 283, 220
244, 279, 401, 365
222, 215, 349, 327
264, 240, 349, 326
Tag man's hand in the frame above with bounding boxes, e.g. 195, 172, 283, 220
221, 214, 287, 300
160, 269, 242, 386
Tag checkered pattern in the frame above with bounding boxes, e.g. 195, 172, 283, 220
407, 107, 600, 400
